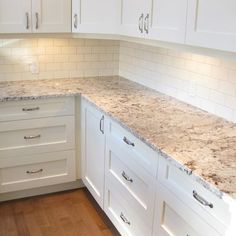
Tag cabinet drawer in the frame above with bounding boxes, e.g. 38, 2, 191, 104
0, 150, 76, 193
108, 120, 158, 177
106, 144, 156, 221
158, 156, 230, 229
105, 180, 153, 236
0, 97, 74, 122
154, 184, 221, 236
0, 116, 75, 157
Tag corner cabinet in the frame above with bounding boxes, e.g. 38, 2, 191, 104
72, 0, 120, 34
0, 0, 71, 33
186, 0, 236, 52
81, 99, 106, 208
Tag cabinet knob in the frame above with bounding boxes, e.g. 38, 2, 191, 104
35, 12, 39, 29
144, 14, 149, 34
74, 14, 78, 29
26, 169, 43, 174
120, 212, 131, 225
123, 136, 135, 147
22, 107, 40, 112
24, 134, 41, 140
122, 171, 133, 183
25, 12, 30, 30
99, 116, 105, 134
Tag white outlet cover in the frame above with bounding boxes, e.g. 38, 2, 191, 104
30, 63, 39, 74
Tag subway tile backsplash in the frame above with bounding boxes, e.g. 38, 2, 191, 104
0, 38, 119, 81
0, 38, 236, 123
119, 41, 236, 123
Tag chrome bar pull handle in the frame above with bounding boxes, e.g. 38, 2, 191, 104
26, 169, 43, 174
22, 107, 40, 112
26, 12, 30, 30
123, 137, 135, 147
35, 12, 39, 29
138, 13, 144, 33
122, 171, 133, 183
193, 190, 213, 208
24, 134, 41, 140
144, 13, 149, 34
99, 116, 104, 134
74, 14, 78, 29
120, 213, 131, 225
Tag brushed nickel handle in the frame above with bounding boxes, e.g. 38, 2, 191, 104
24, 134, 41, 140
35, 12, 39, 29
74, 14, 78, 29
26, 12, 30, 30
122, 171, 133, 183
138, 13, 144, 33
123, 137, 135, 147
99, 116, 104, 134
22, 107, 40, 112
120, 213, 131, 225
26, 168, 43, 174
144, 13, 149, 34
193, 190, 213, 208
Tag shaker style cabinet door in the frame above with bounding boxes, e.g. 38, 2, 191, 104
0, 0, 31, 33
186, 0, 236, 52
120, 0, 152, 37
32, 0, 71, 33
149, 0, 188, 43
72, 0, 120, 34
81, 99, 106, 209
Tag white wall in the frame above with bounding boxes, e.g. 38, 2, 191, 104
119, 41, 236, 123
0, 38, 119, 81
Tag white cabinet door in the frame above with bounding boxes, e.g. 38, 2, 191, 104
120, 0, 152, 37
72, 0, 120, 34
32, 0, 71, 33
186, 0, 236, 52
81, 99, 106, 208
149, 0, 188, 43
0, 0, 31, 33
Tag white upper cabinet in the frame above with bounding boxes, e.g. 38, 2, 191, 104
149, 0, 188, 43
186, 0, 236, 52
0, 0, 31, 33
72, 0, 120, 34
32, 0, 71, 33
120, 0, 152, 37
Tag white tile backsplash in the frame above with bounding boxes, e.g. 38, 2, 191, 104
0, 38, 119, 81
119, 41, 236, 123
0, 38, 236, 123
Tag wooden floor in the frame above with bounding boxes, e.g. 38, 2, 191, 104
0, 188, 120, 236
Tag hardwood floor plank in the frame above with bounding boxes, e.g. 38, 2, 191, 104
0, 188, 120, 236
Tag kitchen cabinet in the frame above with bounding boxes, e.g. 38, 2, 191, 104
120, 0, 152, 38
0, 97, 76, 193
81, 99, 106, 208
72, 0, 120, 34
0, 0, 71, 33
186, 0, 236, 52
149, 0, 188, 43
0, 0, 31, 33
32, 0, 71, 33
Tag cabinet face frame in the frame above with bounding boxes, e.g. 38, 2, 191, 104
186, 0, 236, 52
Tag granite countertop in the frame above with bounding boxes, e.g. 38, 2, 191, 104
0, 76, 236, 201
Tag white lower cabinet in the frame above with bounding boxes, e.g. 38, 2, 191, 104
0, 97, 76, 194
81, 99, 106, 208
153, 183, 221, 236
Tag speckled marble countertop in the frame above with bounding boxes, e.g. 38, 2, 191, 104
0, 76, 236, 201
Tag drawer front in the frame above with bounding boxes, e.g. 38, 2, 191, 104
0, 116, 75, 157
108, 120, 158, 177
154, 184, 221, 236
158, 156, 229, 229
106, 144, 156, 220
0, 97, 74, 122
104, 180, 153, 236
0, 150, 76, 193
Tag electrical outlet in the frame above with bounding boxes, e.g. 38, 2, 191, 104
30, 62, 39, 74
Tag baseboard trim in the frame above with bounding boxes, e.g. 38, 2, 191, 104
0, 179, 85, 202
